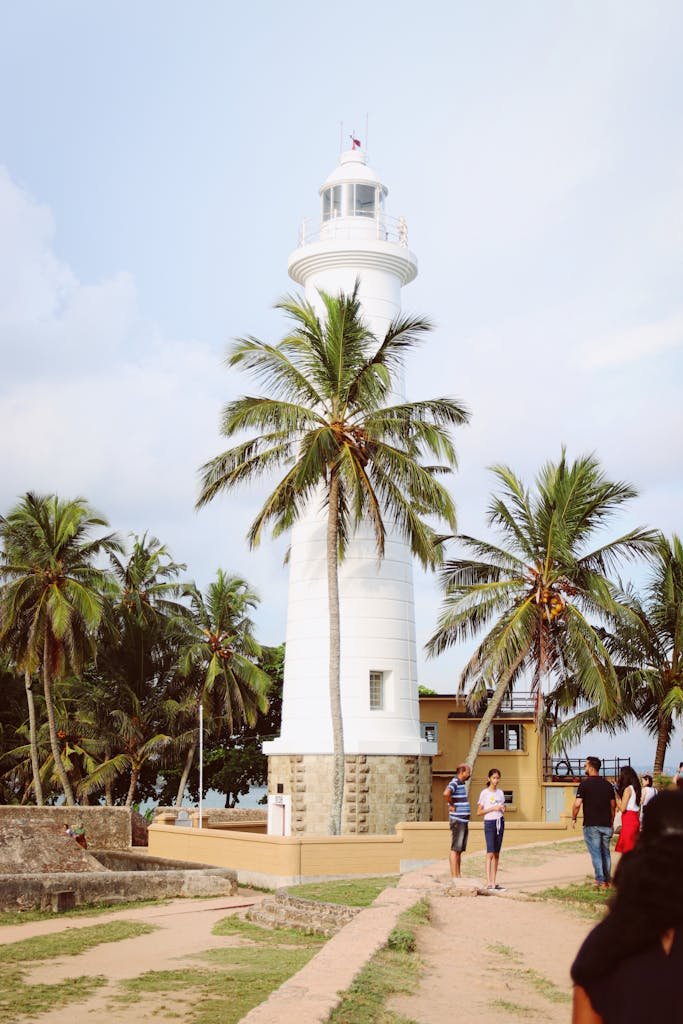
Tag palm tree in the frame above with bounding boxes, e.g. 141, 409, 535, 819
88, 534, 188, 805
0, 493, 122, 805
549, 534, 683, 774
198, 285, 468, 833
173, 571, 271, 807
427, 452, 659, 771
77, 690, 173, 807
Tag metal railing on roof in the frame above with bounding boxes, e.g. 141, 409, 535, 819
447, 691, 538, 718
543, 756, 631, 782
296, 213, 409, 248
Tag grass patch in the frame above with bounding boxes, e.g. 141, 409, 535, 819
0, 920, 157, 963
112, 943, 320, 1024
491, 999, 540, 1018
534, 881, 610, 908
287, 876, 399, 907
328, 900, 428, 1024
487, 942, 523, 962
487, 942, 571, 1006
521, 968, 571, 1004
211, 915, 323, 946
459, 839, 588, 878
0, 965, 106, 1023
0, 898, 170, 926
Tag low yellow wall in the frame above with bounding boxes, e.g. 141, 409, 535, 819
299, 834, 401, 878
148, 825, 302, 886
149, 817, 571, 887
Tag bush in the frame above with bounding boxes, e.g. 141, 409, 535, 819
387, 927, 415, 954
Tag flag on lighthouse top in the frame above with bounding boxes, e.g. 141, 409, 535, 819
351, 136, 361, 150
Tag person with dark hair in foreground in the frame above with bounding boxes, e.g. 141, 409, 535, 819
571, 791, 683, 1023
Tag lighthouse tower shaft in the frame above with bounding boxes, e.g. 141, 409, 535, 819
264, 149, 435, 835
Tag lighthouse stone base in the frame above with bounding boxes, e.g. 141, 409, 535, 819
267, 754, 433, 836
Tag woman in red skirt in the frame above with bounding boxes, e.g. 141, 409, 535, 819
615, 766, 641, 853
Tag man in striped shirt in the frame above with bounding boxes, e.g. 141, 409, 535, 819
444, 763, 472, 879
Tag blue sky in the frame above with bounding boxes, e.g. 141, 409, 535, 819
1, 2, 681, 766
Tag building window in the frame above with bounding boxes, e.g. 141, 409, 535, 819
503, 790, 514, 805
480, 723, 525, 751
421, 722, 438, 743
369, 671, 384, 710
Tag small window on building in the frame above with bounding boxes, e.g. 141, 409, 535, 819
369, 670, 384, 710
421, 722, 438, 743
481, 724, 525, 751
503, 790, 514, 805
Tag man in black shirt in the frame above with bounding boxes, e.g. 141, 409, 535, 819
572, 756, 616, 888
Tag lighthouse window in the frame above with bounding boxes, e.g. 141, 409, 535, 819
369, 671, 384, 710
354, 184, 376, 217
322, 186, 342, 221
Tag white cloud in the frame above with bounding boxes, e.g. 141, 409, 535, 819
0, 166, 290, 646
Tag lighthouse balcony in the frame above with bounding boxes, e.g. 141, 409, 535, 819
296, 212, 409, 248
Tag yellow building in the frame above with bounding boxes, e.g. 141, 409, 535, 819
419, 693, 629, 823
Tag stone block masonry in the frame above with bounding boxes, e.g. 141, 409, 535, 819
0, 806, 132, 869
268, 754, 432, 835
247, 892, 359, 937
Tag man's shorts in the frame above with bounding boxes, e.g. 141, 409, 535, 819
484, 818, 505, 854
450, 819, 469, 852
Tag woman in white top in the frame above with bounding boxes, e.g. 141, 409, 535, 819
477, 768, 506, 890
615, 766, 641, 854
640, 774, 657, 814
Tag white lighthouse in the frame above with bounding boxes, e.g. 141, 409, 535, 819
263, 145, 436, 835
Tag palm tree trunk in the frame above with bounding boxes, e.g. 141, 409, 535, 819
653, 715, 672, 775
327, 471, 344, 835
104, 743, 113, 806
175, 739, 197, 807
463, 649, 527, 773
125, 765, 140, 807
24, 669, 44, 805
42, 636, 76, 806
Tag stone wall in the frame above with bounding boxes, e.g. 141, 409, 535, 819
247, 891, 360, 937
0, 806, 132, 854
0, 866, 238, 912
267, 754, 432, 835
155, 807, 267, 821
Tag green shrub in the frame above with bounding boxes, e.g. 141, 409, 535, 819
387, 928, 415, 954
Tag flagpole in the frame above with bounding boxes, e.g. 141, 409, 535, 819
198, 703, 203, 829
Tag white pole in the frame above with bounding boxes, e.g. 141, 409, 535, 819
198, 703, 203, 829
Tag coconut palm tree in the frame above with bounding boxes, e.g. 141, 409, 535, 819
549, 534, 683, 773
173, 571, 271, 807
198, 284, 468, 833
427, 452, 659, 771
87, 534, 189, 804
0, 493, 122, 805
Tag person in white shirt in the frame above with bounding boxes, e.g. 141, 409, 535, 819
476, 768, 506, 890
641, 774, 657, 812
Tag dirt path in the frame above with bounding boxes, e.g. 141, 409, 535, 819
10, 893, 262, 1024
4, 839, 608, 1024
388, 841, 609, 1024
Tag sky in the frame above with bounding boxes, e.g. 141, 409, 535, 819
1, 1, 681, 767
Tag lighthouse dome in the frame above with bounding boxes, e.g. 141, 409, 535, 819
320, 149, 388, 193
